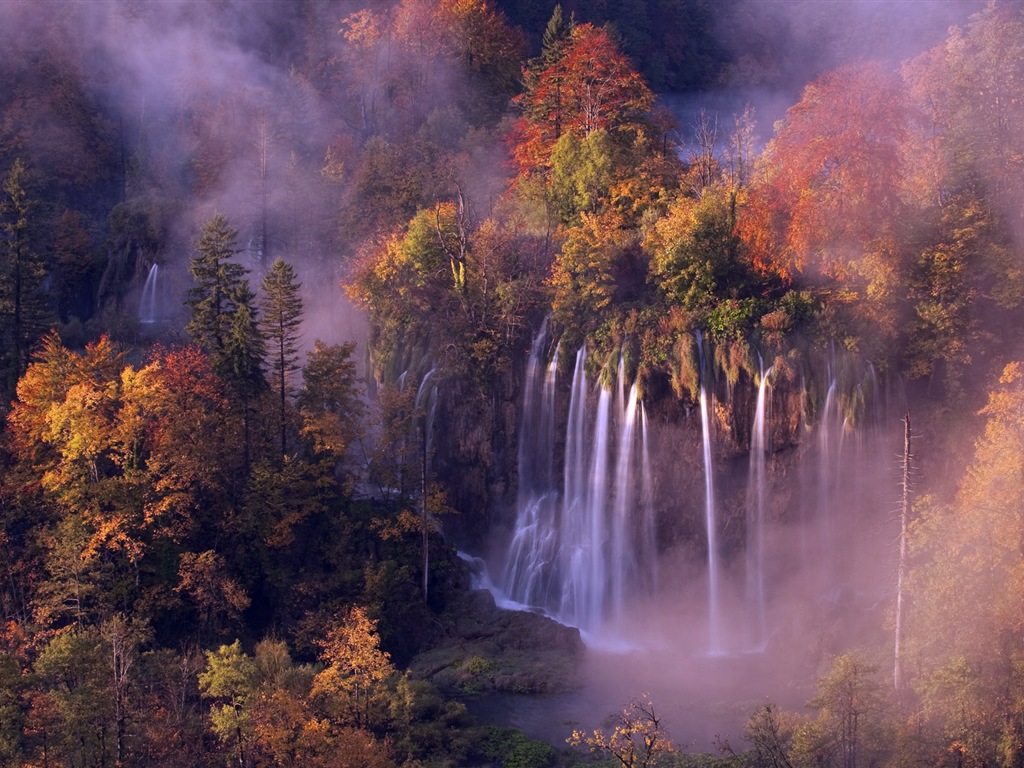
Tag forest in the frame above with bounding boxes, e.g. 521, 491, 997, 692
1, 0, 1024, 766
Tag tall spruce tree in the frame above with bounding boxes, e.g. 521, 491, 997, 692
225, 280, 266, 472
185, 213, 249, 372
186, 213, 266, 470
0, 159, 53, 393
259, 258, 302, 457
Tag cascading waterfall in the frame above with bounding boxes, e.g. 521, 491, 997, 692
609, 378, 639, 621
139, 264, 159, 324
494, 323, 903, 652
567, 380, 611, 630
699, 370, 722, 654
503, 331, 656, 635
504, 326, 559, 608
746, 365, 772, 650
639, 404, 657, 596
696, 333, 723, 655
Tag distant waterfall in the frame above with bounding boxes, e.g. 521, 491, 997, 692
746, 366, 772, 650
139, 264, 159, 324
503, 329, 656, 635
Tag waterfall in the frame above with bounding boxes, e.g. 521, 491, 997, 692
746, 365, 772, 650
415, 367, 438, 457
139, 264, 159, 324
503, 328, 656, 635
581, 382, 611, 629
640, 403, 657, 596
609, 379, 639, 622
697, 335, 722, 655
504, 323, 559, 608
496, 324, 904, 650
700, 379, 721, 654
818, 376, 840, 593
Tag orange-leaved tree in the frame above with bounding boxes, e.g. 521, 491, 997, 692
511, 22, 655, 179
738, 62, 914, 353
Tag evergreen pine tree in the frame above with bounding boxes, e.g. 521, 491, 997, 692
0, 159, 53, 392
185, 213, 249, 373
186, 213, 267, 471
259, 258, 303, 456
225, 280, 267, 472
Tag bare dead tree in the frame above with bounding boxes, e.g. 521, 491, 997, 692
894, 411, 912, 695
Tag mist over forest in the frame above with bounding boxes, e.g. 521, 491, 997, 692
1, 1, 1023, 766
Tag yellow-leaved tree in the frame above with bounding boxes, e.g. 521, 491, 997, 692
568, 694, 675, 768
310, 606, 396, 731
907, 362, 1024, 765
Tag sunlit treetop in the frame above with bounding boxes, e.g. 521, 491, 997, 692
740, 62, 911, 284
510, 21, 655, 178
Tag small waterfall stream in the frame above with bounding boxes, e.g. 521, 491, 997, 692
139, 264, 159, 324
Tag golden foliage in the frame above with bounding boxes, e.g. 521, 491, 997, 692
568, 694, 675, 768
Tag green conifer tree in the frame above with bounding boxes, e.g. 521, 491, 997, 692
186, 213, 267, 470
0, 159, 53, 392
185, 213, 249, 371
259, 258, 303, 456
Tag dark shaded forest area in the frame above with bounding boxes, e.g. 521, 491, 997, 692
2, 1, 1024, 766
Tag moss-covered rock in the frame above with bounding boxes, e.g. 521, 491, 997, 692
410, 589, 584, 695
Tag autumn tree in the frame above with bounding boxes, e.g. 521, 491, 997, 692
29, 629, 114, 768
512, 22, 656, 179
732, 703, 796, 768
198, 639, 258, 768
126, 345, 234, 544
646, 185, 752, 321
791, 653, 889, 768
900, 5, 1024, 397
906, 362, 1024, 765
432, 0, 525, 125
259, 258, 303, 457
310, 605, 396, 732
198, 637, 396, 768
739, 62, 913, 355
297, 340, 363, 475
6, 334, 149, 632
549, 207, 642, 347
177, 550, 250, 645
348, 203, 466, 383
568, 694, 675, 768
902, 3, 1024, 223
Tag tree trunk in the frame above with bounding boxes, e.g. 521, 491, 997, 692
894, 411, 911, 694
